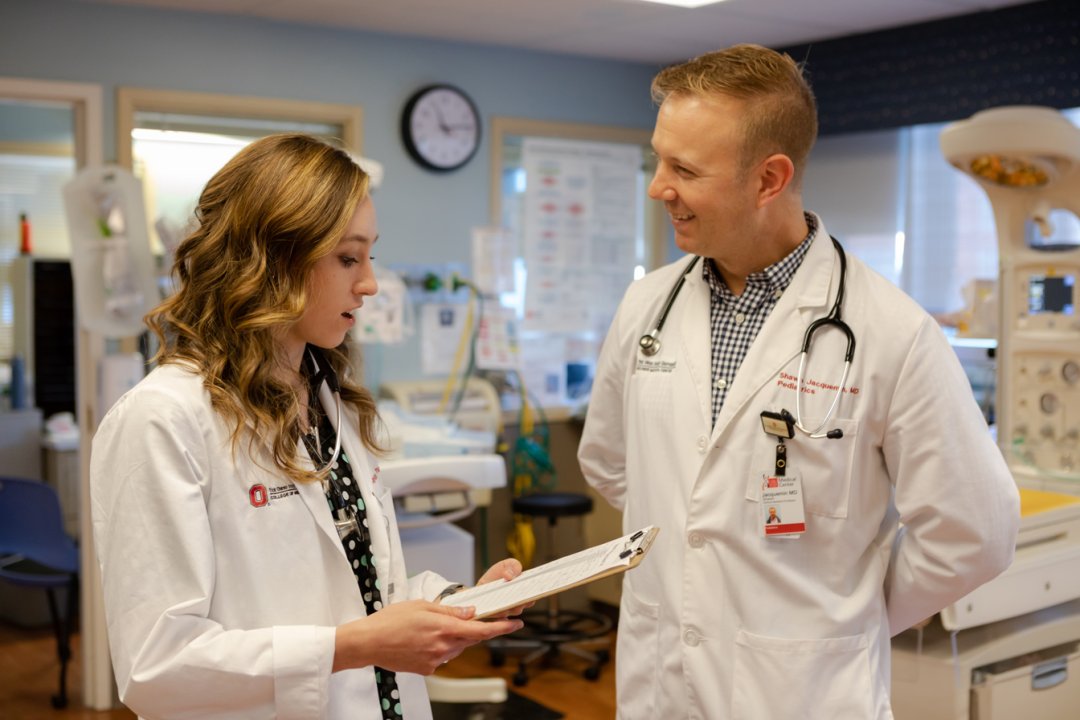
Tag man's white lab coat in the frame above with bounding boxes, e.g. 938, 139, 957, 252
579, 216, 1020, 719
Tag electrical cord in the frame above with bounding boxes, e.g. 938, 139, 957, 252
505, 369, 556, 568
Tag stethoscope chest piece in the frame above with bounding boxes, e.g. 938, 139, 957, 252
638, 255, 700, 358
639, 332, 661, 357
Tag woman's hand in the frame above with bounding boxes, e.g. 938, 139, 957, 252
476, 557, 522, 585
334, 600, 523, 675
475, 558, 535, 618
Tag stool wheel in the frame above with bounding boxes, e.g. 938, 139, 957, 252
489, 648, 506, 667
512, 670, 529, 687
583, 665, 601, 681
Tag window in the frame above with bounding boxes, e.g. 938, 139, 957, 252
0, 79, 101, 402
807, 107, 1080, 318
117, 89, 361, 262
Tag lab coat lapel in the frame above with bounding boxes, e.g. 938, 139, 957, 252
292, 435, 343, 552
677, 265, 717, 433
710, 224, 837, 443
315, 379, 391, 573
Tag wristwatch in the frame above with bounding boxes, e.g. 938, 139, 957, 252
436, 583, 464, 602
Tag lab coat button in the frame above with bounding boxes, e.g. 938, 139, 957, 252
688, 532, 704, 548
696, 435, 707, 452
683, 628, 701, 647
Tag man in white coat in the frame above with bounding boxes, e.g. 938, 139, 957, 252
578, 44, 1020, 719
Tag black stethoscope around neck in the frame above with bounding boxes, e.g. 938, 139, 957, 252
638, 236, 856, 439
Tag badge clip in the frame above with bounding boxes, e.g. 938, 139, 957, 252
760, 410, 794, 439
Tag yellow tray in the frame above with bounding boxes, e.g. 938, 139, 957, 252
1020, 487, 1080, 517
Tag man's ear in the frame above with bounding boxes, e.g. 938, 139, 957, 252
756, 153, 796, 208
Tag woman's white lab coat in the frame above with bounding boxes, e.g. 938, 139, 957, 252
91, 363, 449, 720
578, 215, 1020, 719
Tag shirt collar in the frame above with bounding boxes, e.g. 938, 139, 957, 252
702, 212, 819, 299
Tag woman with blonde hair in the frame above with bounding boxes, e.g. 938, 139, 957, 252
91, 133, 524, 720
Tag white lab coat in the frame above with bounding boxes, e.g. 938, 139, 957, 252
91, 362, 450, 720
579, 215, 1020, 719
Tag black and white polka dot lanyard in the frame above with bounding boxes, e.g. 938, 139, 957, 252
302, 374, 405, 720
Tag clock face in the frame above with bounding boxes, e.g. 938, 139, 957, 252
401, 85, 481, 172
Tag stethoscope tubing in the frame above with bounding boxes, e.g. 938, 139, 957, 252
638, 236, 856, 440
639, 256, 700, 357
306, 346, 344, 473
320, 390, 344, 473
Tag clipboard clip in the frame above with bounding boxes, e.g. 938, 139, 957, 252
619, 529, 647, 559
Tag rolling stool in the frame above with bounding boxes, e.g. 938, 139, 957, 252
490, 491, 613, 686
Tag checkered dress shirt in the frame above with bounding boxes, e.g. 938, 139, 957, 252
706, 213, 818, 427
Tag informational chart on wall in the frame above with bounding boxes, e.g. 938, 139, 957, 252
520, 137, 642, 336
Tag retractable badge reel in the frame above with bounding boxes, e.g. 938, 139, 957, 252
759, 411, 807, 538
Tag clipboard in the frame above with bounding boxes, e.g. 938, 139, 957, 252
440, 525, 659, 619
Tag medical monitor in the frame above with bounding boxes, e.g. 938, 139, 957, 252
1028, 274, 1075, 316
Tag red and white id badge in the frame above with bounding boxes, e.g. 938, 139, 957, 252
761, 473, 807, 537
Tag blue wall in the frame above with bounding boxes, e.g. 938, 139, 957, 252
1, 0, 659, 381
0, 0, 658, 265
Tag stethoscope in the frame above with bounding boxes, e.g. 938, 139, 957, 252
303, 346, 363, 544
303, 346, 343, 473
303, 347, 394, 550
638, 237, 856, 440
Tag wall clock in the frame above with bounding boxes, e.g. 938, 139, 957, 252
401, 84, 481, 172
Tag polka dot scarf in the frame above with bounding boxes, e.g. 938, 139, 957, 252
302, 368, 404, 719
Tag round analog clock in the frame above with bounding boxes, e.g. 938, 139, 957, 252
401, 84, 481, 172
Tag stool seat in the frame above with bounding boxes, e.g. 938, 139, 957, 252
512, 492, 592, 518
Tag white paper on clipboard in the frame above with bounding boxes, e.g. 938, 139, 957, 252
440, 526, 659, 619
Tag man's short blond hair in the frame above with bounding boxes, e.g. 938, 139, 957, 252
652, 44, 818, 183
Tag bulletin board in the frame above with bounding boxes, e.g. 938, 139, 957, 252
488, 117, 666, 413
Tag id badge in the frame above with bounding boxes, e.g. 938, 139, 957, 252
760, 473, 807, 537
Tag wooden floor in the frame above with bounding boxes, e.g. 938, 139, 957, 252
0, 621, 616, 719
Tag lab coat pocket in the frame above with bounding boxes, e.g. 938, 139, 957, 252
628, 361, 676, 427
616, 587, 660, 720
731, 628, 872, 720
744, 417, 858, 518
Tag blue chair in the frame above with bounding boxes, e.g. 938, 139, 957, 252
0, 476, 80, 708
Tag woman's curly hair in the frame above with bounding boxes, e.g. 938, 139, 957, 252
146, 133, 381, 484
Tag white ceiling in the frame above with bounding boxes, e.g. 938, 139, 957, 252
76, 0, 1034, 65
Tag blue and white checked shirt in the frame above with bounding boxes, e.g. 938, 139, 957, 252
706, 213, 818, 426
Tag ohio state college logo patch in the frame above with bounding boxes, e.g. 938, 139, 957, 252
249, 484, 269, 508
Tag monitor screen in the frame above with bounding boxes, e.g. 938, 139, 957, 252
1028, 274, 1075, 315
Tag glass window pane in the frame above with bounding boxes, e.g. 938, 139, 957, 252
0, 100, 77, 363
131, 113, 347, 254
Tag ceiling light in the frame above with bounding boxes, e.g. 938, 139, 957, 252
636, 0, 727, 7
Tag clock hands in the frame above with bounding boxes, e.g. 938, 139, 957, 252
434, 105, 451, 135
433, 105, 474, 135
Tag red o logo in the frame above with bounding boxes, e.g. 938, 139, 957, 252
249, 484, 269, 508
